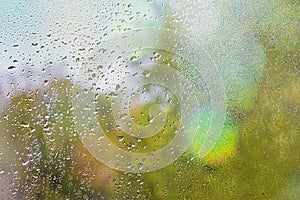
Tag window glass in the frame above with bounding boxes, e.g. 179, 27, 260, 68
0, 0, 299, 199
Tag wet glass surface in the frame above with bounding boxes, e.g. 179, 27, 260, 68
0, 0, 299, 199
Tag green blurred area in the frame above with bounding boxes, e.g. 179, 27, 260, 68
0, 0, 299, 199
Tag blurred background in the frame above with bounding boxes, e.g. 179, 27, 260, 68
0, 0, 299, 199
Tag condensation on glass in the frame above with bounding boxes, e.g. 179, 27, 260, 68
0, 0, 299, 199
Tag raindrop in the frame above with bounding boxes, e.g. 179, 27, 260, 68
138, 163, 144, 171
142, 70, 151, 78
20, 122, 30, 128
117, 135, 125, 142
7, 66, 16, 70
22, 160, 30, 166
130, 55, 137, 61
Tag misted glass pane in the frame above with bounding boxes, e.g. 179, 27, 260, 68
0, 0, 299, 199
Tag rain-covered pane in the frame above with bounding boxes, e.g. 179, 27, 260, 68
0, 0, 299, 199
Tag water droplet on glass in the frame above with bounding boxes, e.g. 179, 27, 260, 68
7, 66, 16, 70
